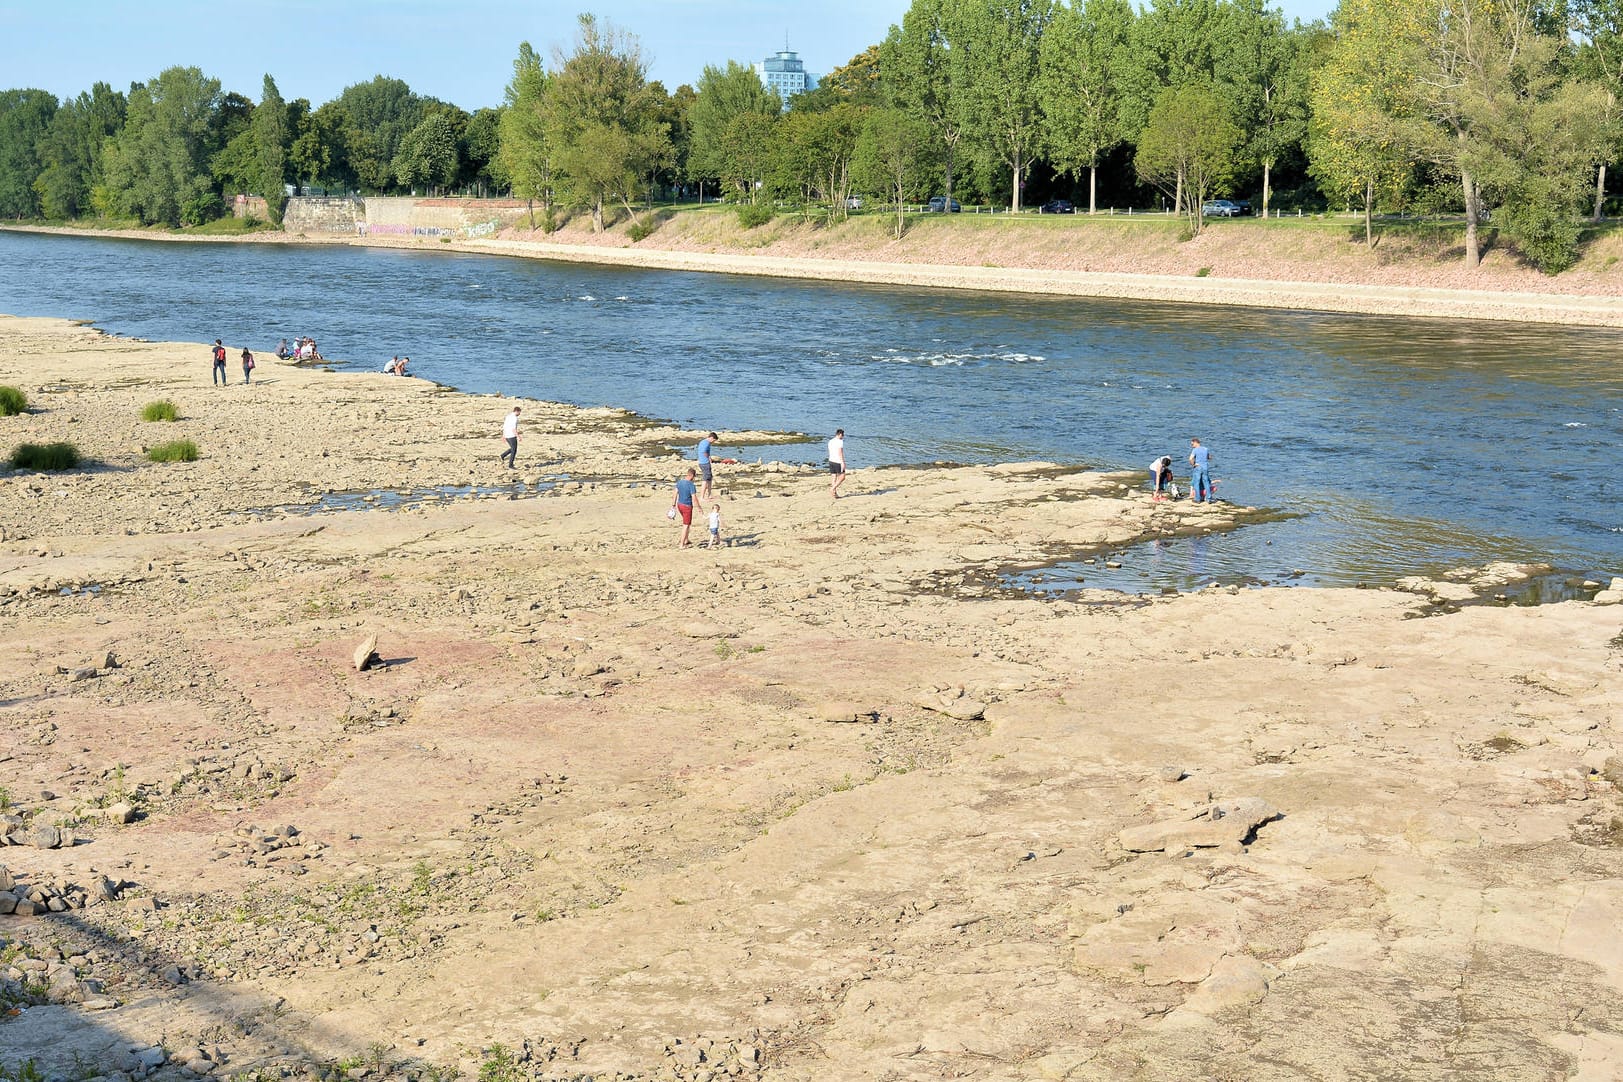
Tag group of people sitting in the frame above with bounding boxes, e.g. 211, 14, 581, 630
383, 355, 412, 376
275, 337, 322, 361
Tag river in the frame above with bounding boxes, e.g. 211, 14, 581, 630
1, 230, 1618, 589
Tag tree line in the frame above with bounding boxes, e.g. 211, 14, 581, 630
2, 0, 1620, 272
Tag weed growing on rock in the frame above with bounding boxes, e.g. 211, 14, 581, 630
0, 386, 26, 416
146, 439, 199, 463
9, 441, 81, 470
140, 399, 180, 422
477, 1044, 522, 1082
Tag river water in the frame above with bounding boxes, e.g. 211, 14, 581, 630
1, 230, 1618, 588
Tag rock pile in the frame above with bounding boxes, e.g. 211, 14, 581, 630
0, 864, 128, 916
1, 817, 80, 848
210, 823, 326, 871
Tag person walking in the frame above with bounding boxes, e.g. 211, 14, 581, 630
240, 347, 255, 384
672, 467, 704, 548
1188, 438, 1214, 504
828, 428, 848, 499
500, 407, 521, 468
210, 339, 227, 386
697, 431, 718, 498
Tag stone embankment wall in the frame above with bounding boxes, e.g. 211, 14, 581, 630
284, 197, 365, 234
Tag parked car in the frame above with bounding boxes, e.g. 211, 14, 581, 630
1201, 199, 1246, 218
1039, 199, 1075, 214
927, 196, 962, 213
845, 195, 863, 210
1231, 199, 1252, 215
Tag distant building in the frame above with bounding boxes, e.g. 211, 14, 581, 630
755, 48, 818, 109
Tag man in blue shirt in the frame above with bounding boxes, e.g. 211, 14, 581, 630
697, 431, 718, 498
672, 467, 705, 548
1188, 438, 1214, 503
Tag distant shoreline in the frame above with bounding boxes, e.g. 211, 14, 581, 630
5, 221, 1623, 327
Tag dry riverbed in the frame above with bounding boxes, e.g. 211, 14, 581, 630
1, 315, 1621, 1082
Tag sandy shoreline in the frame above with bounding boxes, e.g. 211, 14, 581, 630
2, 315, 1622, 1080
7, 220, 1623, 327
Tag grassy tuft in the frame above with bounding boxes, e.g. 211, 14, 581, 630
9, 441, 81, 470
146, 439, 199, 463
0, 385, 27, 416
736, 202, 774, 229
141, 399, 180, 422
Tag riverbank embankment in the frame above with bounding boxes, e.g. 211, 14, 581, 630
7, 204, 1623, 326
2, 314, 1622, 1080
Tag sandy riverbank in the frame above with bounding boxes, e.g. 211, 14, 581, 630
2, 315, 1622, 1081
8, 216, 1623, 327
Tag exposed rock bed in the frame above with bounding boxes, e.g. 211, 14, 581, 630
0, 315, 1620, 1081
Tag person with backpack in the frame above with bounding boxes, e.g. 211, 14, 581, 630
241, 347, 256, 385
211, 339, 227, 386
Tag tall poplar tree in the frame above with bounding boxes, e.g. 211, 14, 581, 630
253, 74, 288, 223
881, 0, 965, 202
102, 66, 223, 226
499, 42, 554, 226
1037, 0, 1134, 213
33, 82, 125, 219
951, 0, 1054, 211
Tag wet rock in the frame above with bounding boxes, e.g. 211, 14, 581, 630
1592, 578, 1623, 605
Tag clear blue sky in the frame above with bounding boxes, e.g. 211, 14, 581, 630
2, 0, 1336, 111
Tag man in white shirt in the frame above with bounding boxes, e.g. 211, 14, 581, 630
828, 428, 847, 499
500, 407, 521, 468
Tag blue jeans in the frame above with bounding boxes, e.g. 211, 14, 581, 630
1191, 466, 1212, 502
212, 362, 226, 385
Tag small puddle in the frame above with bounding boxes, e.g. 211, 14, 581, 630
252, 480, 560, 517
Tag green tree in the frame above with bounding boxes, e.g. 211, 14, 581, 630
395, 109, 462, 193
336, 76, 421, 192
1135, 81, 1242, 233
1574, 0, 1623, 217
540, 14, 671, 231
289, 100, 348, 192
499, 42, 554, 224
33, 82, 125, 219
689, 61, 781, 197
102, 67, 224, 226
1037, 0, 1134, 212
1216, 0, 1309, 217
1307, 0, 1415, 243
771, 101, 865, 219
462, 107, 505, 196
0, 89, 59, 218
1121, 0, 1227, 138
950, 0, 1054, 211
794, 44, 886, 111
882, 0, 966, 202
253, 74, 289, 223
1395, 0, 1601, 268
855, 107, 935, 236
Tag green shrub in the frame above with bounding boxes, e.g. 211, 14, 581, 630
541, 208, 559, 234
627, 218, 656, 242
9, 441, 81, 470
1195, 266, 1212, 277
0, 385, 26, 416
1500, 196, 1582, 275
146, 439, 199, 463
737, 202, 774, 229
141, 399, 180, 422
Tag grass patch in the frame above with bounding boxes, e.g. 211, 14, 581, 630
0, 385, 26, 416
146, 439, 199, 463
183, 216, 278, 236
141, 399, 180, 422
9, 441, 80, 470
